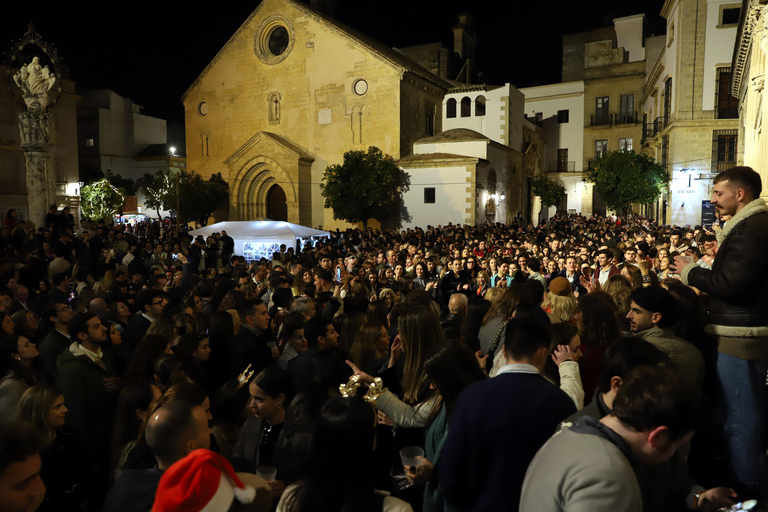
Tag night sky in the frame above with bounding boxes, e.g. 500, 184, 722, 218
2, 0, 667, 126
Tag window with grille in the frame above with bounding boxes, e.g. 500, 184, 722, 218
557, 110, 569, 123
712, 130, 738, 172
715, 67, 739, 119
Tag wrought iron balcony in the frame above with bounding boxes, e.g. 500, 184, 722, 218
613, 112, 638, 125
548, 161, 576, 172
590, 114, 612, 127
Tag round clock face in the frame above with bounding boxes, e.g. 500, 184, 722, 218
354, 79, 368, 95
198, 102, 209, 116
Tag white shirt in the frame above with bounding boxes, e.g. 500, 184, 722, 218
495, 363, 540, 377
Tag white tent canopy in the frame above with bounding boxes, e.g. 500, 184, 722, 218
189, 220, 329, 262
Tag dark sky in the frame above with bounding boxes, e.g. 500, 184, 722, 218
2, 0, 667, 125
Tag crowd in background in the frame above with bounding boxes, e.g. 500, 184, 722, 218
0, 166, 766, 512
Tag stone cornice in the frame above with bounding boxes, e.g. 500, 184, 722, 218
732, 1, 766, 98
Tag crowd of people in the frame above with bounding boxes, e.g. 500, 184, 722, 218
0, 165, 766, 512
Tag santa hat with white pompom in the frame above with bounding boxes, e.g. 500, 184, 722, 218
152, 449, 256, 512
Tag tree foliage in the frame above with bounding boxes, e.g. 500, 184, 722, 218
176, 171, 229, 226
321, 146, 410, 229
531, 173, 566, 208
80, 178, 125, 221
586, 150, 669, 215
137, 170, 174, 219
106, 171, 138, 196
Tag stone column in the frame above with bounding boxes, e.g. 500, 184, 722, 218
19, 111, 55, 227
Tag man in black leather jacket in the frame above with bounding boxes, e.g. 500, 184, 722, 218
671, 166, 768, 493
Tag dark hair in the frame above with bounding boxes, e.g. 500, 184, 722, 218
136, 289, 163, 314
543, 323, 580, 386
52, 273, 68, 287
280, 312, 307, 342
527, 258, 541, 272
597, 248, 613, 260
123, 334, 171, 386
578, 293, 620, 348
0, 334, 37, 387
0, 422, 42, 477
208, 310, 234, 344
612, 366, 707, 441
305, 317, 333, 350
237, 299, 263, 323
424, 343, 486, 425
291, 350, 349, 419
112, 382, 158, 471
154, 354, 185, 393
713, 166, 762, 199
211, 380, 251, 429
503, 314, 551, 360
482, 284, 537, 326
251, 366, 290, 399
629, 286, 677, 328
597, 336, 668, 393
282, 396, 377, 512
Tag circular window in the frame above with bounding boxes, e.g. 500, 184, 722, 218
197, 102, 208, 116
353, 79, 368, 96
268, 27, 289, 56
254, 16, 294, 65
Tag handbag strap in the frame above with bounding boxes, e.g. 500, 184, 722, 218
487, 320, 508, 358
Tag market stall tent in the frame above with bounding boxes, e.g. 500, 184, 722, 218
188, 220, 329, 262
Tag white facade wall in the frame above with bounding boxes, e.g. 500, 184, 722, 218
703, 0, 740, 110
519, 82, 585, 173
414, 140, 490, 159
614, 14, 647, 62
441, 83, 524, 150
402, 165, 473, 228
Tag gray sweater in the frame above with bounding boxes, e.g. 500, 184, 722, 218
520, 416, 642, 512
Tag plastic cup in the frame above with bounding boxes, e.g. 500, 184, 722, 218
680, 255, 694, 264
255, 465, 277, 481
399, 446, 424, 472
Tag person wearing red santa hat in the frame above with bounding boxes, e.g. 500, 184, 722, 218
152, 448, 271, 512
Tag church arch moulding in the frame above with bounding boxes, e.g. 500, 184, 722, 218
231, 155, 298, 221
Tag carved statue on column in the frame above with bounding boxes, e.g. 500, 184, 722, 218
8, 24, 64, 227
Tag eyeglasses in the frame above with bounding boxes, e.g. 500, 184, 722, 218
151, 300, 165, 306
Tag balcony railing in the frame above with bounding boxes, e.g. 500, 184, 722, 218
548, 161, 576, 172
613, 112, 638, 125
717, 107, 739, 119
590, 114, 612, 126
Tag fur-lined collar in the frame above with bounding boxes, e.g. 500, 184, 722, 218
716, 198, 768, 245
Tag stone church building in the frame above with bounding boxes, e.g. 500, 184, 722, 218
183, 0, 458, 229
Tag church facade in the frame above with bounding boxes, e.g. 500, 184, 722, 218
183, 0, 453, 229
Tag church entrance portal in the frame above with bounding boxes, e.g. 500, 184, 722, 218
267, 184, 287, 221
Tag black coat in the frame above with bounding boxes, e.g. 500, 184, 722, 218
228, 326, 272, 381
686, 203, 768, 328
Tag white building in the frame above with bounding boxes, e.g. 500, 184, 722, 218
520, 81, 586, 216
399, 128, 522, 228
641, 0, 741, 226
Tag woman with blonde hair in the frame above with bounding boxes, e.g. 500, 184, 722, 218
93, 269, 116, 296
17, 384, 88, 510
541, 277, 579, 323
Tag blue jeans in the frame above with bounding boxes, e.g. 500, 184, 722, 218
716, 352, 768, 486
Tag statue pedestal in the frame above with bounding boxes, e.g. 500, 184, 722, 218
19, 111, 56, 228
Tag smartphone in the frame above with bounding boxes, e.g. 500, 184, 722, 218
718, 500, 757, 511
336, 267, 342, 282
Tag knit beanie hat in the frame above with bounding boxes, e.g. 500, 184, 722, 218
152, 449, 256, 512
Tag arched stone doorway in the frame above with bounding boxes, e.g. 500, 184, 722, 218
267, 184, 288, 221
